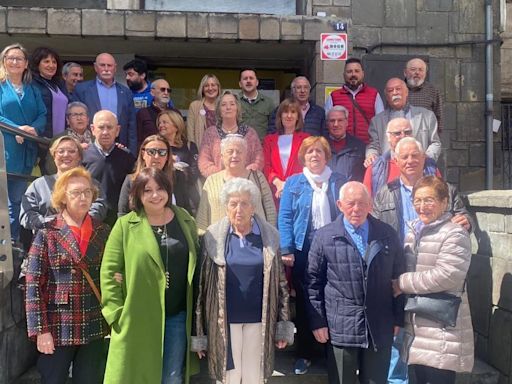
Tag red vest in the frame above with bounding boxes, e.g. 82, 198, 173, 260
330, 84, 379, 144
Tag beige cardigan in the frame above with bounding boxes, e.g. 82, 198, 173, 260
187, 99, 208, 147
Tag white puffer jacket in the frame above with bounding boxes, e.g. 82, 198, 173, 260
399, 213, 474, 373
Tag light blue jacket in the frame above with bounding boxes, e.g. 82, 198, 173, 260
278, 172, 347, 254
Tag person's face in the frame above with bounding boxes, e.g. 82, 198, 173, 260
141, 177, 169, 213
221, 143, 247, 170
327, 110, 348, 140
63, 176, 94, 218
226, 192, 255, 229
53, 140, 81, 173
337, 185, 372, 227
150, 80, 171, 105
91, 112, 120, 150
63, 66, 83, 91
386, 121, 413, 150
38, 55, 57, 80
385, 79, 408, 110
94, 54, 116, 84
203, 77, 220, 99
343, 63, 364, 89
304, 142, 327, 174
404, 59, 427, 88
413, 186, 447, 225
66, 106, 89, 134
220, 94, 238, 121
396, 142, 426, 179
292, 78, 310, 103
281, 108, 299, 133
239, 70, 258, 94
141, 140, 169, 170
125, 68, 145, 91
157, 114, 178, 141
3, 48, 28, 77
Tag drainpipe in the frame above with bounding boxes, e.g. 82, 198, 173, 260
485, 0, 494, 189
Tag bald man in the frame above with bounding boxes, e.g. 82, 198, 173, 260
73, 53, 138, 154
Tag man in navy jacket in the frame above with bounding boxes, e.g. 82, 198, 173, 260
305, 181, 405, 384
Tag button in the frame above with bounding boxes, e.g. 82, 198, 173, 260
71, 268, 77, 274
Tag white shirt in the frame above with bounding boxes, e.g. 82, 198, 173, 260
278, 134, 293, 175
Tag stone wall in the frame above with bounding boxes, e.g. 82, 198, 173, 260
466, 190, 512, 383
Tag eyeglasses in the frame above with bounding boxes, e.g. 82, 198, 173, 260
142, 148, 168, 157
68, 112, 87, 118
55, 148, 78, 156
388, 129, 413, 137
66, 188, 93, 199
5, 56, 26, 63
412, 198, 437, 208
156, 87, 172, 94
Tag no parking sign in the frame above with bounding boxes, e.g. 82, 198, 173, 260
320, 33, 348, 61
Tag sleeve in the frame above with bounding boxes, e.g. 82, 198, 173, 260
304, 232, 328, 330
374, 93, 385, 114
389, 230, 405, 327
263, 135, 279, 184
246, 128, 264, 171
192, 241, 211, 349
276, 247, 290, 322
363, 165, 373, 196
20, 181, 47, 230
424, 112, 441, 161
136, 109, 146, 150
267, 108, 277, 134
100, 219, 126, 326
257, 171, 277, 226
278, 179, 295, 254
195, 179, 211, 235
371, 188, 385, 220
365, 116, 381, 158
186, 101, 199, 146
117, 176, 131, 217
187, 141, 200, 184
127, 102, 138, 155
433, 89, 444, 133
89, 179, 108, 222
197, 128, 221, 178
29, 85, 47, 135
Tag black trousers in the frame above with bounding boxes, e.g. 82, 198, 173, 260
37, 338, 107, 384
326, 342, 392, 384
412, 364, 456, 384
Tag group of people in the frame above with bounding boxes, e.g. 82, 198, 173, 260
0, 41, 474, 384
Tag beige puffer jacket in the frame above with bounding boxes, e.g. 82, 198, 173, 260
399, 213, 474, 373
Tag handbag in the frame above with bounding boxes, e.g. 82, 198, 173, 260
404, 291, 462, 327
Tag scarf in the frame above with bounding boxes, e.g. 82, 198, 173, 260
303, 166, 333, 230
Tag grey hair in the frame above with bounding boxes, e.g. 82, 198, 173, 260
291, 76, 310, 90
220, 177, 261, 208
66, 101, 88, 115
220, 134, 248, 155
386, 117, 411, 133
62, 62, 82, 76
338, 181, 370, 202
395, 137, 424, 155
326, 105, 349, 119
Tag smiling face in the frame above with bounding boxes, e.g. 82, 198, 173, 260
343, 62, 364, 90
63, 176, 94, 219
4, 48, 28, 78
38, 55, 57, 80
203, 77, 220, 100
281, 107, 299, 134
157, 113, 178, 142
396, 141, 426, 181
53, 139, 81, 174
304, 142, 327, 174
413, 186, 447, 225
140, 177, 169, 214
63, 65, 83, 92
141, 140, 169, 170
337, 184, 372, 227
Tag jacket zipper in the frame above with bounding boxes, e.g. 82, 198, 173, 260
359, 246, 377, 352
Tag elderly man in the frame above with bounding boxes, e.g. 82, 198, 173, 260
326, 106, 365, 181
83, 110, 135, 226
372, 137, 471, 384
363, 117, 439, 197
61, 62, 83, 97
268, 76, 325, 136
239, 68, 276, 140
404, 58, 444, 133
365, 78, 441, 167
73, 53, 137, 155
306, 181, 404, 384
325, 58, 384, 144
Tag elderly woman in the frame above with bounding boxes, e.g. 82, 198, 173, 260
263, 98, 309, 201
20, 136, 107, 234
0, 43, 46, 241
279, 136, 347, 375
393, 176, 473, 384
196, 134, 275, 233
192, 178, 293, 384
198, 91, 263, 178
102, 167, 199, 384
118, 134, 194, 216
187, 74, 222, 147
25, 167, 110, 383
158, 109, 200, 214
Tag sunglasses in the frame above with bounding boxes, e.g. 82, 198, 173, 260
142, 148, 168, 157
388, 129, 413, 137
157, 87, 172, 93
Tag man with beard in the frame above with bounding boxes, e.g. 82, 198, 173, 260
123, 59, 151, 110
325, 58, 384, 144
404, 58, 444, 133
365, 78, 441, 168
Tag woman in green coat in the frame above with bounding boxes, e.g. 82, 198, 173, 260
101, 167, 199, 384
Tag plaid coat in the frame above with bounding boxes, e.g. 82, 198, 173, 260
25, 215, 110, 346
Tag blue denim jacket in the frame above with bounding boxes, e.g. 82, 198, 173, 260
278, 172, 347, 254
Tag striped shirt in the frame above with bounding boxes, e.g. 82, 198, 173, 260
407, 81, 444, 133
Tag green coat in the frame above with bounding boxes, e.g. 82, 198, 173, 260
101, 206, 200, 384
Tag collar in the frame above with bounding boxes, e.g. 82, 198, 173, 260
241, 91, 259, 102
343, 216, 369, 235
229, 217, 261, 236
96, 77, 116, 88
94, 140, 116, 156
329, 134, 346, 141
343, 83, 364, 95
399, 178, 413, 191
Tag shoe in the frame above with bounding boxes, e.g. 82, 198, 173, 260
294, 358, 311, 375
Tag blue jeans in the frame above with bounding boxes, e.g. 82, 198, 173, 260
387, 328, 409, 384
7, 178, 27, 241
162, 311, 187, 384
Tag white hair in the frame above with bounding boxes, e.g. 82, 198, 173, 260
338, 181, 370, 201
395, 137, 424, 155
220, 134, 248, 155
220, 177, 260, 208
327, 105, 349, 119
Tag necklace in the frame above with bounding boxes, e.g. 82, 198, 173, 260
152, 223, 170, 289
12, 83, 23, 97
222, 124, 238, 134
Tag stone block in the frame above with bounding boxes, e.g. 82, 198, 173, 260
322, 60, 344, 84
281, 16, 303, 40
352, 0, 383, 26
468, 190, 512, 209
445, 60, 461, 103
488, 213, 506, 233
456, 45, 473, 59
459, 167, 485, 192
416, 11, 449, 43
489, 232, 512, 261
82, 9, 124, 36
7, 8, 46, 33
0, 8, 5, 34
444, 102, 456, 131
260, 16, 280, 40
125, 11, 155, 37
209, 13, 238, 39
239, 15, 259, 40
418, 0, 453, 12
456, 103, 485, 142
475, 211, 489, 233
187, 13, 208, 39
349, 25, 381, 47
47, 9, 81, 36
312, 6, 351, 18
491, 257, 512, 311
457, 0, 485, 34
312, 0, 332, 5
333, 0, 350, 5
385, 0, 416, 27
304, 17, 330, 41
156, 12, 186, 38
461, 62, 485, 102
489, 308, 512, 376
427, 46, 455, 58
382, 27, 416, 44
506, 215, 512, 234
447, 148, 468, 167
470, 143, 486, 167
468, 254, 493, 336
